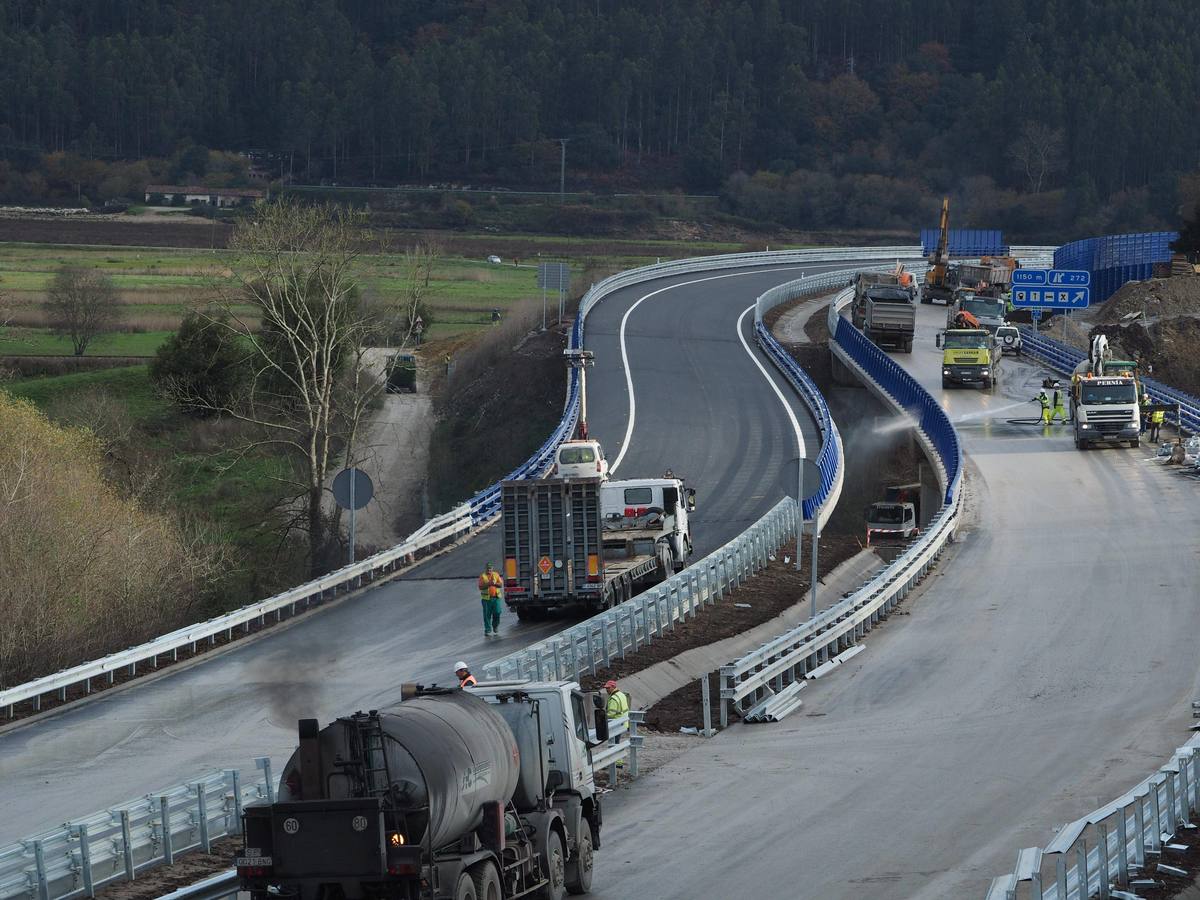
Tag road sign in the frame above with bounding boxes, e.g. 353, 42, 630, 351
537, 556, 553, 576
537, 262, 570, 291
332, 467, 374, 510
1011, 269, 1047, 286
1011, 281, 1090, 310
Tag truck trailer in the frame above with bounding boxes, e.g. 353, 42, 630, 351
238, 680, 607, 900
852, 273, 916, 352
501, 476, 694, 618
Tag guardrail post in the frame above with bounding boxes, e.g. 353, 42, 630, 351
1166, 776, 1178, 837
600, 624, 611, 668
160, 795, 174, 864
1181, 756, 1193, 818
1150, 784, 1162, 852
120, 809, 135, 881
585, 627, 597, 677
73, 824, 94, 896
1096, 822, 1110, 898
701, 674, 714, 737
228, 769, 244, 836
1116, 807, 1130, 886
629, 605, 641, 652
1135, 794, 1147, 867
1075, 840, 1088, 899
1054, 854, 1066, 900
33, 840, 49, 900
628, 711, 643, 779
194, 782, 211, 853
551, 642, 563, 680
719, 667, 732, 728
255, 757, 275, 803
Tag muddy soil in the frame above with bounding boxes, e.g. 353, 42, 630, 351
96, 837, 238, 899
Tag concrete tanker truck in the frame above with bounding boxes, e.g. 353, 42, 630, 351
238, 680, 609, 900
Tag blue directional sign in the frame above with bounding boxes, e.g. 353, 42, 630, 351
1010, 269, 1091, 309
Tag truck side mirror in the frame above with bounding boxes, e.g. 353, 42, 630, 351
686, 488, 696, 511
591, 693, 609, 743
935, 333, 943, 348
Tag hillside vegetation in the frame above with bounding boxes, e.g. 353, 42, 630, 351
0, 1, 1197, 240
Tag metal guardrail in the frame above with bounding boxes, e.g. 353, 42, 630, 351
1019, 327, 1200, 436
984, 733, 1200, 899
0, 246, 938, 719
718, 271, 968, 723
0, 712, 644, 900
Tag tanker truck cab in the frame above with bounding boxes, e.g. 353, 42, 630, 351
1071, 373, 1141, 449
240, 681, 608, 900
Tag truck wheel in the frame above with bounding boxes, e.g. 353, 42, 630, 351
540, 831, 567, 900
516, 607, 546, 623
471, 861, 502, 900
565, 825, 594, 895
454, 872, 479, 900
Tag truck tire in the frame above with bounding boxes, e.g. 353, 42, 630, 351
565, 825, 594, 895
657, 545, 672, 583
539, 831, 567, 900
471, 861, 502, 900
516, 607, 547, 623
455, 872, 479, 900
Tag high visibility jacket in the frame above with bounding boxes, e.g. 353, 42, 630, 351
1036, 393, 1050, 409
478, 570, 502, 599
460, 673, 477, 688
1151, 409, 1165, 424
606, 690, 630, 720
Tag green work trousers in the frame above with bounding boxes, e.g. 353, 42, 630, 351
481, 597, 502, 633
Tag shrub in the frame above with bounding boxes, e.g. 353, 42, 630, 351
150, 312, 247, 416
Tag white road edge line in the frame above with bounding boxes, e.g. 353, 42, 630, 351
610, 267, 808, 473
735, 304, 806, 461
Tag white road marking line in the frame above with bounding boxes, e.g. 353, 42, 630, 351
609, 267, 808, 473
735, 304, 806, 460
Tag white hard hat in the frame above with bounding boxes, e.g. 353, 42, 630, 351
454, 660, 469, 672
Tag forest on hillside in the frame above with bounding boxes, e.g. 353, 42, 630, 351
1, 0, 1198, 239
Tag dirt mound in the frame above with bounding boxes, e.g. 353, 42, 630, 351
1093, 317, 1200, 396
1096, 274, 1200, 323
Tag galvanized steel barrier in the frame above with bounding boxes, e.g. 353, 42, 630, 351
0, 714, 644, 900
1018, 327, 1200, 435
718, 270, 966, 723
984, 733, 1200, 899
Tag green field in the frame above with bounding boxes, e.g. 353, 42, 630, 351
3, 365, 168, 421
0, 242, 565, 350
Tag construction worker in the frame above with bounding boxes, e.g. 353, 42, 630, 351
1139, 393, 1151, 433
478, 563, 503, 637
1051, 385, 1067, 423
455, 661, 477, 688
1033, 389, 1052, 425
1149, 406, 1165, 442
604, 680, 630, 720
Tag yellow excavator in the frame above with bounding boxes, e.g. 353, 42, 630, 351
921, 196, 956, 305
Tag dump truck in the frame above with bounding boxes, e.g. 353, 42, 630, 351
946, 291, 1007, 334
501, 475, 694, 619
1070, 334, 1142, 449
852, 272, 916, 352
937, 327, 1000, 389
956, 257, 1019, 298
238, 680, 607, 900
865, 483, 922, 546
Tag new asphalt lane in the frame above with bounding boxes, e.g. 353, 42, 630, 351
0, 261, 843, 843
590, 300, 1200, 899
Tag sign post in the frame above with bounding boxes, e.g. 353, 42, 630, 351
332, 467, 374, 565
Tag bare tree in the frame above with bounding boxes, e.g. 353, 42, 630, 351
160, 201, 431, 575
1007, 123, 1065, 194
43, 268, 123, 356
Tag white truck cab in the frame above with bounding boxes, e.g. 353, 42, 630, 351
554, 439, 609, 479
600, 477, 694, 570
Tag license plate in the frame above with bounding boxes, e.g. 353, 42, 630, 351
237, 856, 273, 867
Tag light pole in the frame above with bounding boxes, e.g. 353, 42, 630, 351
793, 456, 822, 619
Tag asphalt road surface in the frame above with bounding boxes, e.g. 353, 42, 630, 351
0, 261, 842, 843
592, 301, 1200, 899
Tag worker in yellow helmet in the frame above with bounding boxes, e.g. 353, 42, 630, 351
478, 563, 504, 637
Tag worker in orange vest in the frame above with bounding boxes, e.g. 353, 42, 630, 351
455, 661, 477, 688
478, 563, 504, 637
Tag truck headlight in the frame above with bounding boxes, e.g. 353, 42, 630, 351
942, 368, 951, 376
980, 368, 989, 375
1079, 423, 1091, 429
